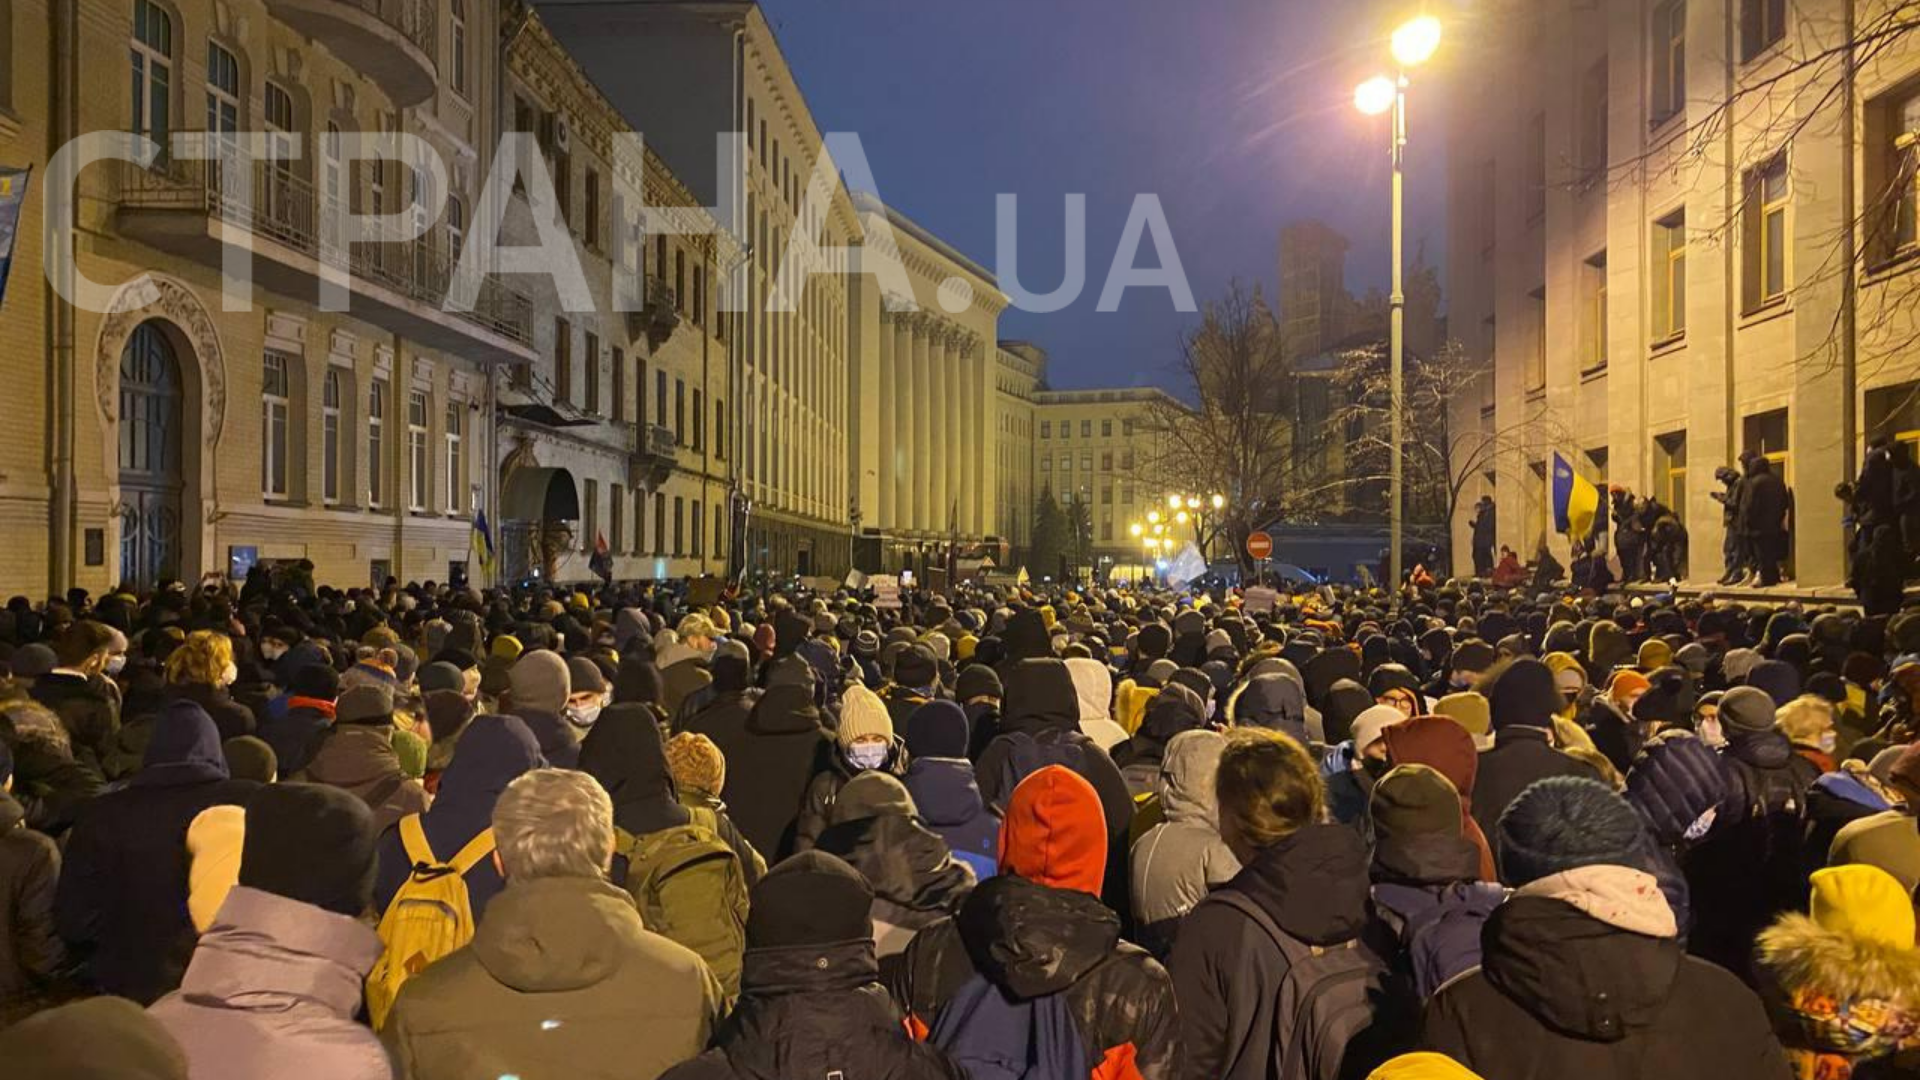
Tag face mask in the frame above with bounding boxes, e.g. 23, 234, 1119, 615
221, 662, 238, 687
847, 742, 891, 771
1698, 717, 1726, 748
566, 701, 604, 729
105, 654, 126, 675
261, 643, 286, 662
1361, 756, 1393, 780
1817, 730, 1838, 754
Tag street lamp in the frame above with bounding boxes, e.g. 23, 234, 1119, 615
1355, 13, 1440, 592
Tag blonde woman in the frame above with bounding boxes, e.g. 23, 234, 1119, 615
160, 631, 257, 743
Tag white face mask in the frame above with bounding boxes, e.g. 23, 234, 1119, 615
847, 742, 891, 771
1817, 730, 1838, 754
105, 654, 126, 676
566, 701, 604, 729
261, 643, 286, 661
221, 662, 239, 687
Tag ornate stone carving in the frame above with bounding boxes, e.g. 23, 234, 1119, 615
94, 275, 228, 442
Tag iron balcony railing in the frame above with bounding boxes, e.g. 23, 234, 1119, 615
344, 0, 436, 61
117, 151, 532, 347
627, 421, 678, 459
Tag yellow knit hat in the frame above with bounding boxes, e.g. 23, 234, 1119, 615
1809, 864, 1917, 950
1367, 1052, 1485, 1080
955, 633, 978, 662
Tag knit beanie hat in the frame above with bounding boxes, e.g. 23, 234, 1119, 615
417, 661, 464, 696
1717, 685, 1778, 735
1486, 658, 1562, 732
1433, 691, 1490, 737
1351, 705, 1406, 755
1746, 659, 1802, 707
956, 665, 1003, 702
1637, 639, 1673, 672
287, 663, 340, 701
830, 771, 917, 824
745, 850, 873, 950
837, 682, 894, 748
240, 782, 379, 916
893, 645, 938, 689
905, 699, 970, 759
335, 683, 393, 725
1606, 669, 1651, 702
509, 650, 571, 714
220, 735, 278, 784
1450, 640, 1497, 676
490, 634, 524, 662
664, 732, 726, 797
567, 656, 610, 697
1496, 775, 1648, 887
1829, 811, 1920, 895
1808, 864, 1917, 950
1371, 763, 1463, 838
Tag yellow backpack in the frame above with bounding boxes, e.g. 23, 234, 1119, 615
365, 815, 495, 1030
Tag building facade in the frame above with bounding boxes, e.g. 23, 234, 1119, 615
994, 341, 1044, 563
5, 0, 533, 593
1446, 0, 1920, 588
1032, 387, 1181, 576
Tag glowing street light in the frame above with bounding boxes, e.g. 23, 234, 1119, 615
1354, 75, 1396, 116
1390, 14, 1442, 67
1130, 522, 1143, 538
1211, 493, 1226, 510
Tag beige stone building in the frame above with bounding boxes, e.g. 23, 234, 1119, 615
492, 8, 735, 584
1032, 387, 1181, 577
1446, 0, 1920, 588
4, 0, 533, 592
994, 341, 1044, 560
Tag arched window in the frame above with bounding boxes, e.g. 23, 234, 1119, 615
204, 42, 239, 147
322, 369, 342, 505
130, 0, 172, 146
262, 352, 291, 498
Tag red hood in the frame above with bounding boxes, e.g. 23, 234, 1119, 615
1385, 715, 1479, 803
998, 765, 1107, 895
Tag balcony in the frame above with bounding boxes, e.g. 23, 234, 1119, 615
116, 154, 534, 366
628, 422, 677, 489
264, 0, 437, 106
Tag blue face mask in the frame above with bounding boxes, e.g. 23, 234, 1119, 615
847, 742, 891, 771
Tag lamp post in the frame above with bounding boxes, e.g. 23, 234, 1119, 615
1356, 14, 1440, 593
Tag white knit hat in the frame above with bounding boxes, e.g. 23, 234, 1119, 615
837, 682, 894, 748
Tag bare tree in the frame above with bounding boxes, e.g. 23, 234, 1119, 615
1139, 280, 1319, 575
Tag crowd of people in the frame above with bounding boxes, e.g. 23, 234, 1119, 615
0, 568, 1916, 1079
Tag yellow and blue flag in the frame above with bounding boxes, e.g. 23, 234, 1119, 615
470, 509, 495, 580
1551, 451, 1599, 540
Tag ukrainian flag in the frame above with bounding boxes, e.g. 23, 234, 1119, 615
470, 509, 495, 582
1551, 451, 1599, 541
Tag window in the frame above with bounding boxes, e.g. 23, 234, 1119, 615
675, 378, 685, 444
673, 496, 685, 556
1865, 382, 1920, 458
1581, 57, 1608, 180
1101, 450, 1114, 471
322, 369, 342, 505
584, 479, 598, 552
1653, 211, 1687, 341
714, 399, 726, 459
1121, 449, 1135, 471
1041, 420, 1051, 439
1080, 451, 1092, 471
1881, 90, 1920, 256
612, 346, 626, 423
205, 42, 239, 146
1744, 155, 1790, 308
654, 491, 666, 554
1122, 418, 1134, 437
692, 499, 703, 557
1742, 0, 1786, 60
449, 0, 467, 96
655, 369, 667, 427
1743, 408, 1790, 481
584, 331, 600, 415
444, 402, 463, 514
1583, 251, 1607, 371
408, 390, 429, 512
447, 195, 464, 260
1080, 420, 1091, 438
262, 82, 297, 227
693, 388, 704, 450
1040, 453, 1051, 473
675, 250, 687, 313
1655, 431, 1687, 525
1101, 419, 1112, 437
554, 317, 571, 405
554, 142, 571, 227
368, 378, 387, 508
611, 482, 625, 554
1651, 1, 1685, 124
747, 99, 756, 150
262, 352, 290, 498
693, 267, 705, 326
713, 504, 725, 560
1527, 286, 1547, 392
131, 0, 171, 148
584, 169, 600, 249
1527, 112, 1547, 220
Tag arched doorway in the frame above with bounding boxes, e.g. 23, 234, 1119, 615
118, 321, 184, 589
499, 465, 580, 582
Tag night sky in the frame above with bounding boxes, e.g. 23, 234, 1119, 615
756, 0, 1460, 391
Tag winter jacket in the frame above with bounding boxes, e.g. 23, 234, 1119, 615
1, 733, 103, 838
148, 887, 389, 1080
902, 757, 999, 881
162, 684, 257, 743
1230, 672, 1311, 746
1422, 889, 1791, 1080
255, 696, 334, 778
299, 722, 429, 835
976, 658, 1134, 842
712, 684, 836, 860
1383, 717, 1498, 882
795, 739, 908, 854
185, 806, 244, 932
1741, 458, 1791, 541
1129, 730, 1239, 956
509, 707, 580, 770
54, 700, 259, 1003
1471, 726, 1599, 845
382, 875, 725, 1080
815, 812, 975, 959
1113, 684, 1206, 798
0, 790, 65, 1026
1167, 822, 1394, 1080
1755, 911, 1920, 1079
1066, 657, 1129, 751
662, 937, 960, 1080
29, 671, 119, 775
372, 714, 545, 922
681, 687, 761, 742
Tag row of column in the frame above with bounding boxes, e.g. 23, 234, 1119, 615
878, 307, 983, 537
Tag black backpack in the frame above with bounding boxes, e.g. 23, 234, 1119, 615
990, 728, 1091, 808
1207, 890, 1413, 1080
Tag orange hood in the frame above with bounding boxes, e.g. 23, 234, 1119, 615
998, 765, 1108, 895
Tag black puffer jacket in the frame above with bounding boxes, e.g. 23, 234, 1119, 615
663, 938, 960, 1080
1473, 726, 1600, 843
1422, 896, 1791, 1079
890, 874, 1180, 1080
0, 790, 66, 1025
714, 684, 836, 860
815, 814, 974, 957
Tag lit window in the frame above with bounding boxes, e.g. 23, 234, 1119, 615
322, 368, 342, 505
262, 352, 291, 498
1653, 211, 1687, 340
1745, 155, 1790, 308
408, 390, 429, 512
444, 401, 463, 514
368, 379, 387, 508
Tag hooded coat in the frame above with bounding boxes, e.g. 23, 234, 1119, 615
382, 875, 725, 1080
714, 683, 836, 860
890, 766, 1182, 1080
1114, 683, 1206, 797
1167, 823, 1393, 1080
54, 700, 259, 1003
0, 789, 64, 1025
1066, 656, 1129, 751
300, 721, 429, 836
815, 783, 976, 959
1755, 910, 1920, 1078
1421, 893, 1790, 1080
1230, 672, 1311, 746
148, 887, 389, 1080
902, 755, 999, 883
975, 659, 1134, 844
1128, 730, 1240, 957
1383, 718, 1498, 882
583, 703, 763, 890
372, 714, 544, 921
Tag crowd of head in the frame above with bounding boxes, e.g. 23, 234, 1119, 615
0, 571, 1916, 1080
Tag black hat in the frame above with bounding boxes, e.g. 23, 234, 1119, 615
287, 663, 340, 700
745, 850, 874, 950
956, 664, 1002, 702
220, 736, 278, 784
240, 783, 379, 916
893, 645, 938, 689
1486, 658, 1561, 732
1496, 775, 1649, 887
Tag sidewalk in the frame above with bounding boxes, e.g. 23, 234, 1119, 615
1621, 579, 1919, 606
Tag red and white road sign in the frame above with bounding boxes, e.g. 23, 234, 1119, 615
1246, 531, 1273, 560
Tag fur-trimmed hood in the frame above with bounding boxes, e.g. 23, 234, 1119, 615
1757, 913, 1920, 1060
